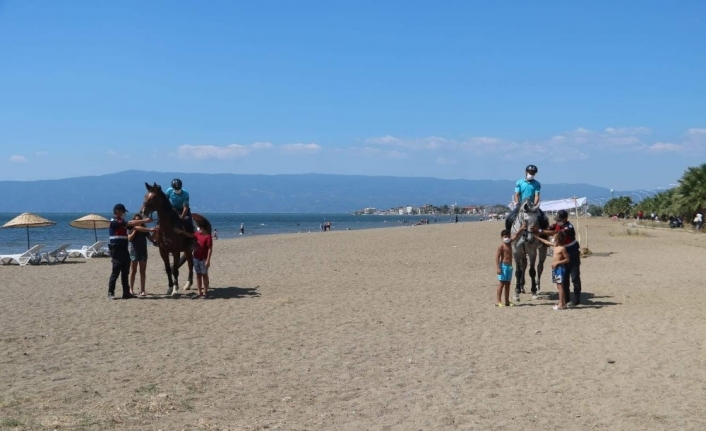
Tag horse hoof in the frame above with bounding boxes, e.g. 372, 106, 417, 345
166, 288, 173, 296
531, 294, 539, 300
513, 294, 520, 301
183, 281, 192, 290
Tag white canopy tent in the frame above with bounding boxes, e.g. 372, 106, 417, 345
540, 197, 587, 212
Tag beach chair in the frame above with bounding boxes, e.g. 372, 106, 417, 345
0, 244, 44, 266
40, 243, 71, 264
66, 241, 107, 259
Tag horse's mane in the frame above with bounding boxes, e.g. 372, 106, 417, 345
148, 185, 184, 228
511, 198, 548, 234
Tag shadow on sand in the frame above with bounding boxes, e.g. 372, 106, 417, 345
137, 285, 260, 300
516, 292, 619, 309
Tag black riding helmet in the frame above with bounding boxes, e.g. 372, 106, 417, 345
525, 164, 538, 174
171, 178, 183, 190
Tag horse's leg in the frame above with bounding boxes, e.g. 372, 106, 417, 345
182, 249, 193, 290
183, 249, 193, 291
513, 244, 526, 300
536, 244, 547, 295
172, 252, 180, 296
161, 248, 174, 295
528, 246, 538, 297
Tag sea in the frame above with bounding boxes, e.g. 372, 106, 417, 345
0, 213, 485, 254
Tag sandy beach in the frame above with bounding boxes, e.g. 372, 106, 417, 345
1, 217, 705, 430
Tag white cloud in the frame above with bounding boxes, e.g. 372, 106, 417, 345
280, 143, 322, 154
366, 135, 401, 145
685, 128, 706, 136
178, 144, 249, 160
107, 150, 130, 159
9, 155, 26, 163
35, 151, 48, 156
605, 127, 651, 135
177, 142, 273, 160
649, 142, 683, 153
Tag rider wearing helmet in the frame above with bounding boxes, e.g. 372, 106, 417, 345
506, 165, 545, 231
166, 178, 194, 234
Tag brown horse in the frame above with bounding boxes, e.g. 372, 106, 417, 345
140, 182, 211, 296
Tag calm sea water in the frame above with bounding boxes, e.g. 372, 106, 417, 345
0, 213, 483, 254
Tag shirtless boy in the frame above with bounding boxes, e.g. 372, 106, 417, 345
495, 223, 526, 307
537, 231, 570, 310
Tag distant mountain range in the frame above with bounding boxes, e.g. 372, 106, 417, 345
2, 171, 626, 213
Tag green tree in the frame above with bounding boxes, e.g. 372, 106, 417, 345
604, 196, 633, 216
672, 163, 706, 216
587, 204, 603, 216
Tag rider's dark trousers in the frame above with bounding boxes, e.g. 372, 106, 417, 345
562, 244, 582, 303
108, 246, 131, 297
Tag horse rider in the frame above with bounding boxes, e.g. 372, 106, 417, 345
506, 164, 547, 231
166, 178, 195, 236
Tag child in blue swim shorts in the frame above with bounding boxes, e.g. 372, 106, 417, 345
538, 231, 570, 310
495, 225, 526, 307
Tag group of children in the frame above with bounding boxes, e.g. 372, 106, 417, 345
495, 210, 579, 310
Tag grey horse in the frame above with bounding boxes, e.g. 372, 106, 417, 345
510, 199, 549, 300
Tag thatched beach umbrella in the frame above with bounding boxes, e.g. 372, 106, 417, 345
70, 214, 111, 242
1, 212, 57, 250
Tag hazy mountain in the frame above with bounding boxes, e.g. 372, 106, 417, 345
2, 171, 620, 213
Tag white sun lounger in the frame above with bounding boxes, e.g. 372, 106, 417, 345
0, 244, 44, 266
40, 243, 71, 264
67, 241, 107, 259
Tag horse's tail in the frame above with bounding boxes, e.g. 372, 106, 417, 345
192, 213, 212, 235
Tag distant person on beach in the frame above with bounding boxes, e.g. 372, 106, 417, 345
213, 229, 218, 240
107, 204, 152, 300
537, 231, 570, 310
506, 164, 544, 231
240, 223, 244, 235
128, 214, 157, 297
166, 178, 194, 236
175, 223, 213, 299
495, 223, 527, 307
694, 212, 703, 231
540, 209, 582, 306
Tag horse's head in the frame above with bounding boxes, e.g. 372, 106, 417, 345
140, 182, 168, 216
518, 199, 543, 236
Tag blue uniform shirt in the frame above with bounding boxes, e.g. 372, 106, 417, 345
515, 178, 541, 203
109, 217, 129, 247
166, 188, 190, 210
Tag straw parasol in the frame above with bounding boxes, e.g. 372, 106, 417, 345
70, 214, 111, 242
1, 212, 57, 250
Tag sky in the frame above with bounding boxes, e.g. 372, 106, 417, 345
0, 0, 704, 190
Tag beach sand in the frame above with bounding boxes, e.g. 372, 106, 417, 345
1, 217, 705, 430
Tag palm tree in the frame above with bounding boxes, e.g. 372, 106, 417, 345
673, 163, 706, 216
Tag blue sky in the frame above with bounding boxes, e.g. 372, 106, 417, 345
0, 0, 704, 190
